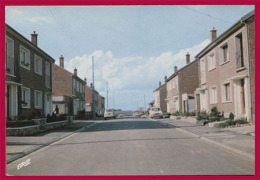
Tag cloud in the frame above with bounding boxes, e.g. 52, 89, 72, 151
63, 39, 210, 106
28, 16, 54, 24
6, 7, 54, 25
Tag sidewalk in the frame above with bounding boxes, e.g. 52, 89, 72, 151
156, 117, 255, 161
6, 120, 96, 164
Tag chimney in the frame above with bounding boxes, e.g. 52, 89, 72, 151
74, 68, 77, 76
159, 81, 161, 87
84, 77, 87, 84
59, 55, 64, 68
31, 31, 38, 46
164, 76, 167, 83
90, 83, 93, 88
186, 52, 190, 64
174, 65, 178, 73
210, 27, 217, 42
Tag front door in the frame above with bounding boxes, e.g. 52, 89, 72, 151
5, 84, 18, 120
44, 94, 52, 116
196, 94, 200, 113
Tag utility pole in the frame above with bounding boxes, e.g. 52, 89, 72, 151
92, 56, 96, 119
113, 91, 114, 110
144, 95, 146, 114
107, 81, 108, 109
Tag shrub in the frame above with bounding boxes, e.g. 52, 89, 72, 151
47, 114, 66, 123
196, 111, 209, 121
236, 118, 248, 125
172, 111, 180, 116
216, 122, 229, 128
216, 118, 248, 128
209, 107, 222, 122
229, 113, 235, 120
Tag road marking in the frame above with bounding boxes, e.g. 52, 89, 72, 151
7, 122, 100, 165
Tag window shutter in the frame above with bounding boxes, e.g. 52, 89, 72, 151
34, 91, 37, 108
219, 48, 223, 65
221, 85, 225, 102
39, 92, 42, 109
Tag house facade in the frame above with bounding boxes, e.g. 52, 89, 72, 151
85, 83, 92, 112
98, 95, 105, 116
52, 56, 86, 116
153, 78, 167, 112
194, 10, 255, 122
5, 24, 55, 120
166, 53, 199, 114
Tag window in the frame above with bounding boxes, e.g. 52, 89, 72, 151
222, 82, 231, 102
34, 55, 42, 75
77, 81, 79, 92
219, 43, 229, 65
209, 86, 218, 104
208, 52, 216, 71
200, 59, 206, 84
235, 33, 244, 69
5, 36, 14, 75
73, 79, 76, 95
45, 62, 51, 88
34, 90, 43, 109
21, 87, 30, 108
20, 46, 30, 70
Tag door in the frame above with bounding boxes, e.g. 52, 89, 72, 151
196, 94, 200, 113
44, 94, 52, 116
241, 79, 246, 114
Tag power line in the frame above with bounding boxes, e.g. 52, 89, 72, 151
184, 6, 233, 25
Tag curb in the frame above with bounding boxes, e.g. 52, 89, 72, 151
6, 122, 98, 164
155, 119, 255, 162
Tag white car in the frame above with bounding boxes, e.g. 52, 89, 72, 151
104, 109, 116, 120
149, 107, 163, 119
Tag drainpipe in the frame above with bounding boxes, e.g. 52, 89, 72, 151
241, 20, 253, 123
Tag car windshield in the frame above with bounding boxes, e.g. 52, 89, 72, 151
152, 108, 160, 111
106, 109, 113, 112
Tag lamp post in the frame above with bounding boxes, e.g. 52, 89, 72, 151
92, 56, 96, 119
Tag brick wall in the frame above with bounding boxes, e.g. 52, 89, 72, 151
85, 85, 92, 103
178, 60, 199, 112
159, 84, 167, 112
248, 20, 255, 121
52, 64, 73, 97
6, 29, 54, 119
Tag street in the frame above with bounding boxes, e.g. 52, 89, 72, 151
6, 117, 255, 176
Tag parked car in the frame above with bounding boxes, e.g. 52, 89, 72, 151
149, 107, 163, 119
104, 109, 116, 120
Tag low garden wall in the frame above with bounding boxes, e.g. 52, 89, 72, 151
6, 119, 69, 136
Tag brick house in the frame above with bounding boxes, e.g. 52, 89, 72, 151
166, 53, 199, 114
52, 56, 86, 116
153, 78, 167, 112
84, 82, 101, 117
85, 83, 92, 112
98, 95, 105, 116
5, 24, 55, 120
194, 10, 255, 122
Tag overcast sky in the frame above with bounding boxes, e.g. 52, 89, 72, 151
5, 5, 254, 110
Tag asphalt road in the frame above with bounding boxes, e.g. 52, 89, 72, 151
6, 117, 255, 176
